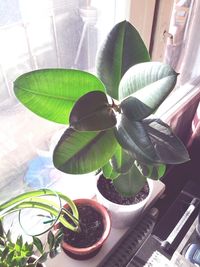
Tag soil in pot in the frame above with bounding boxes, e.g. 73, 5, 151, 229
97, 175, 149, 205
62, 204, 104, 248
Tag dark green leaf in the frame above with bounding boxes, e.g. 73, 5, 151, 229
114, 114, 157, 164
6, 251, 15, 263
119, 62, 177, 100
1, 246, 9, 261
6, 230, 11, 243
33, 236, 43, 254
120, 97, 152, 121
135, 161, 166, 180
49, 249, 60, 258
113, 163, 147, 197
14, 69, 105, 124
143, 118, 190, 164
24, 242, 33, 254
70, 91, 116, 131
53, 127, 118, 174
16, 236, 23, 250
47, 231, 55, 250
54, 231, 63, 250
96, 20, 150, 100
0, 221, 3, 237
37, 252, 48, 263
115, 115, 189, 165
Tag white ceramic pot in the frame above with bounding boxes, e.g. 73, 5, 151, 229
96, 178, 155, 229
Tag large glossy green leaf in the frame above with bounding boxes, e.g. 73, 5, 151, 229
69, 91, 116, 131
143, 118, 190, 164
119, 62, 177, 101
96, 21, 150, 100
114, 114, 157, 164
115, 114, 189, 165
53, 127, 118, 174
113, 163, 147, 197
14, 69, 105, 124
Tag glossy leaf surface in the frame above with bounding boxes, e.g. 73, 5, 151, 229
119, 62, 177, 102
115, 115, 190, 165
96, 20, 150, 100
53, 127, 118, 174
14, 69, 105, 124
143, 118, 190, 164
69, 91, 116, 131
114, 114, 157, 164
113, 163, 147, 197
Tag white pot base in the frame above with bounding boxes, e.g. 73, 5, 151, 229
96, 179, 165, 229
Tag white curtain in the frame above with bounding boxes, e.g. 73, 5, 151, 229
157, 0, 200, 132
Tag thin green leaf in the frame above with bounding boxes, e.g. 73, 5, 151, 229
33, 236, 43, 254
53, 127, 118, 174
47, 231, 55, 250
37, 252, 48, 263
70, 91, 116, 131
1, 246, 9, 261
6, 251, 15, 263
14, 69, 105, 124
113, 163, 147, 197
15, 236, 23, 251
0, 221, 3, 237
96, 20, 150, 100
54, 231, 63, 250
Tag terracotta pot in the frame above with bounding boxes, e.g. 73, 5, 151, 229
96, 177, 154, 229
56, 199, 111, 260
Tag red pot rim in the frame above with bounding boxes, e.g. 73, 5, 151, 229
56, 198, 111, 256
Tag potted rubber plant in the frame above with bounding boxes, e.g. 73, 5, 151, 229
13, 21, 189, 228
0, 189, 111, 260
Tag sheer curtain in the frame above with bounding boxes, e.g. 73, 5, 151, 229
157, 0, 200, 145
155, 0, 200, 209
0, 0, 129, 200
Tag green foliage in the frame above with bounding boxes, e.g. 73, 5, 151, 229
14, 69, 105, 124
13, 20, 190, 197
53, 128, 118, 174
96, 20, 150, 100
0, 222, 63, 267
0, 189, 79, 232
0, 189, 79, 266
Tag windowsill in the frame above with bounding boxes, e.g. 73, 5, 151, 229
45, 180, 165, 267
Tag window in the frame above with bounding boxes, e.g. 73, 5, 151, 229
0, 0, 129, 201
